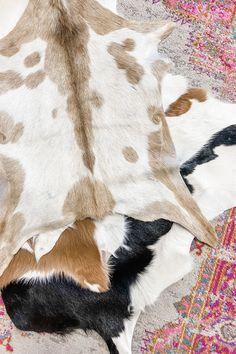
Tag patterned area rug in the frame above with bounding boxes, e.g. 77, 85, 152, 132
0, 1, 235, 353
140, 208, 236, 354
118, 0, 236, 102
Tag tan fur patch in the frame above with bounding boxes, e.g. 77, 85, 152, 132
0, 212, 25, 252
67, 94, 95, 172
187, 88, 207, 102
0, 112, 24, 144
90, 90, 104, 108
0, 71, 23, 95
122, 38, 135, 51
74, 0, 175, 37
122, 146, 139, 163
24, 70, 46, 89
148, 107, 175, 163
44, 39, 69, 96
0, 219, 109, 292
75, 0, 125, 35
148, 131, 162, 160
159, 112, 176, 155
52, 108, 58, 119
152, 60, 172, 82
0, 111, 14, 144
43, 5, 96, 173
131, 200, 191, 223
128, 21, 175, 36
108, 41, 144, 85
131, 200, 215, 248
0, 249, 35, 289
24, 51, 41, 67
166, 88, 207, 117
10, 123, 24, 143
82, 152, 96, 171
148, 106, 165, 125
0, 45, 20, 57
63, 177, 115, 220
0, 155, 26, 274
0, 155, 25, 213
16, 1, 96, 173
166, 97, 191, 117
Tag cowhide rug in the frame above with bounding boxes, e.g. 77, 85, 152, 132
0, 0, 216, 282
0, 70, 235, 354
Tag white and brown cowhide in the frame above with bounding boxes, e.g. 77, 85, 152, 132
0, 71, 235, 354
0, 0, 216, 276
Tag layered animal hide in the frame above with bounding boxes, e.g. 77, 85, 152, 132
1, 72, 235, 354
0, 0, 216, 276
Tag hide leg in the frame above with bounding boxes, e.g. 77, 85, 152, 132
113, 180, 217, 247
34, 219, 110, 292
112, 311, 141, 354
0, 212, 25, 277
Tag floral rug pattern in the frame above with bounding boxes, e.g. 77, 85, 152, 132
150, 0, 236, 101
0, 298, 13, 352
141, 208, 236, 353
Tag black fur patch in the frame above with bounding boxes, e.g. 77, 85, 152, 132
181, 125, 236, 177
2, 219, 172, 351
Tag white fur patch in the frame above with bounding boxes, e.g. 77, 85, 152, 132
187, 145, 236, 220
112, 311, 141, 354
95, 0, 118, 14
0, 0, 29, 39
95, 214, 128, 256
33, 226, 70, 262
84, 281, 101, 293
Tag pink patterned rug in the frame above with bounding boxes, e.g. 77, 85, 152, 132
141, 208, 236, 353
150, 0, 236, 102
0, 298, 13, 351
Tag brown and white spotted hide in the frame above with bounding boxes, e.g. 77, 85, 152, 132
0, 219, 109, 292
0, 0, 216, 276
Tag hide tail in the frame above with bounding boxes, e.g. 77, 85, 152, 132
105, 339, 120, 354
170, 173, 217, 248
131, 172, 217, 248
180, 196, 217, 247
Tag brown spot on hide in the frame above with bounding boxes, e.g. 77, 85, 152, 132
152, 60, 173, 81
108, 42, 144, 85
0, 71, 23, 95
52, 108, 58, 119
122, 38, 135, 51
24, 52, 41, 67
24, 70, 46, 89
90, 91, 104, 108
0, 112, 24, 144
0, 155, 26, 274
63, 177, 115, 220
148, 106, 165, 125
0, 45, 20, 57
166, 88, 207, 117
122, 146, 139, 163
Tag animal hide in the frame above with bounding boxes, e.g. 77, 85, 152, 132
1, 72, 235, 354
0, 0, 216, 276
